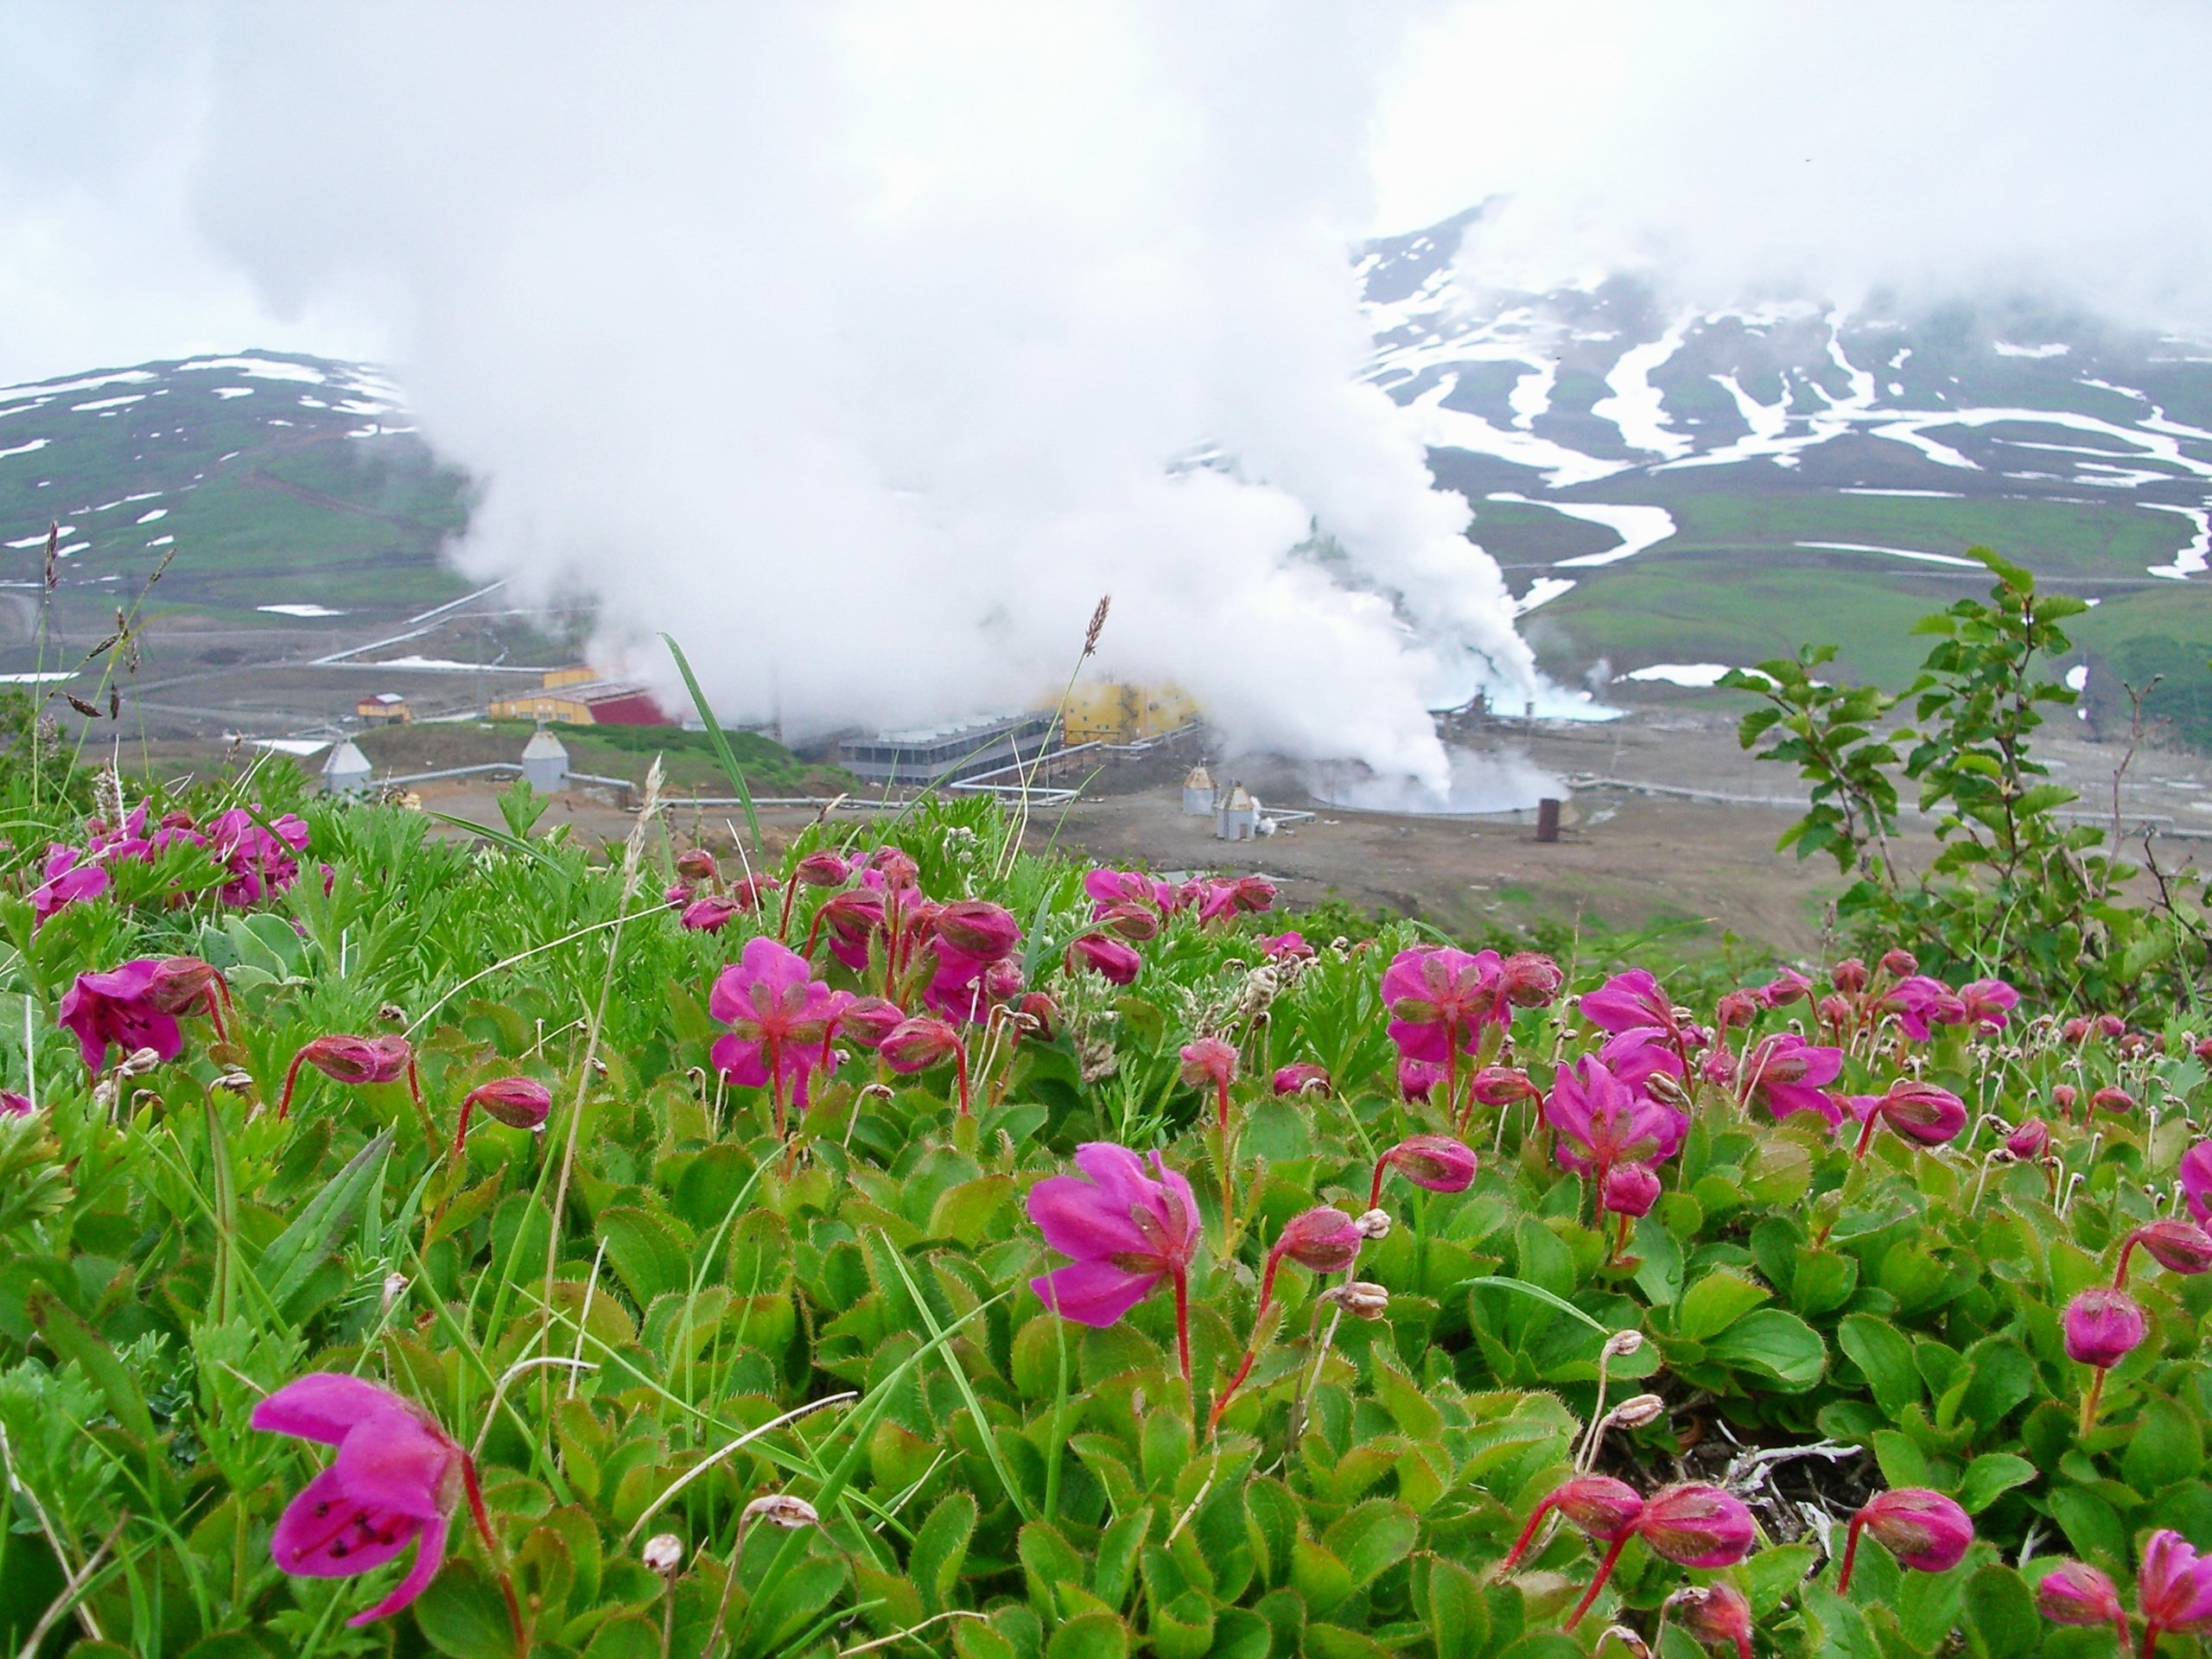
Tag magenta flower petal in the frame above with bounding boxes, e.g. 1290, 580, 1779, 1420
349, 1514, 450, 1627
252, 1374, 416, 1446
271, 1464, 426, 1580
1026, 1173, 1151, 1260
1030, 1260, 1161, 1326
334, 1409, 461, 1519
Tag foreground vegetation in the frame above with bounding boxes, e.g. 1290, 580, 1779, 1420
1, 563, 2210, 1658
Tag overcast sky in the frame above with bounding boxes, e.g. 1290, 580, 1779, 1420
6, 0, 2209, 385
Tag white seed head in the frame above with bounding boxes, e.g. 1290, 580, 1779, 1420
1332, 1281, 1390, 1320
1605, 1392, 1667, 1428
1356, 1208, 1393, 1239
642, 1533, 684, 1574
380, 1272, 410, 1313
741, 1494, 819, 1531
1603, 1329, 1645, 1358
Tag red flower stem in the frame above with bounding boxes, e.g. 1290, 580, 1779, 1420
1497, 1495, 1556, 1573
462, 1456, 526, 1656
1446, 1041, 1461, 1135
1565, 1533, 1630, 1630
200, 985, 229, 1046
1609, 1209, 1630, 1264
2114, 1236, 2139, 1286
1852, 1110, 1881, 1160
802, 911, 827, 962
1835, 1513, 1866, 1592
451, 1097, 475, 1160
766, 1035, 785, 1140
2146, 1625, 2166, 1658
1369, 1160, 1389, 1213
275, 1049, 310, 1121
1172, 1268, 1192, 1388
1215, 1077, 1230, 1132
2116, 1612, 2136, 1657
2081, 1365, 2108, 1439
1206, 1248, 1284, 1434
776, 878, 799, 942
953, 1039, 971, 1117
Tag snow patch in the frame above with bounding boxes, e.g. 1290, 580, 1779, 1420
177, 356, 326, 384
135, 508, 167, 524
1797, 540, 1985, 568
1510, 577, 1575, 616
0, 439, 50, 461
72, 394, 145, 411
145, 536, 174, 548
213, 388, 255, 400
1489, 493, 1678, 569
257, 603, 347, 618
2143, 504, 2211, 580
1993, 341, 2069, 359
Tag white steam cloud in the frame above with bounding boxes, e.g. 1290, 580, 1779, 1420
178, 2, 1535, 793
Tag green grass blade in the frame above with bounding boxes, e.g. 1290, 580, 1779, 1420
1447, 1274, 1611, 1333
659, 632, 762, 855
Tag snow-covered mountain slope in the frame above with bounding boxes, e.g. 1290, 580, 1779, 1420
1359, 207, 2212, 730
0, 352, 467, 621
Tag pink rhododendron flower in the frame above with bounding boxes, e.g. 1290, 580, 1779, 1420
1756, 968, 1814, 1009
709, 937, 850, 1131
1600, 1161, 1661, 1218
1500, 951, 1563, 1007
1879, 948, 1919, 977
453, 1077, 552, 1154
2139, 1530, 2212, 1645
1083, 868, 1172, 914
1713, 990, 1760, 1031
1670, 1584, 1754, 1659
1066, 931, 1141, 983
29, 844, 108, 926
204, 808, 309, 907
0, 1090, 33, 1117
1372, 1134, 1478, 1205
1273, 1062, 1331, 1098
1096, 901, 1161, 941
2182, 1141, 2212, 1224
1544, 1058, 1686, 1178
1832, 957, 1869, 993
1959, 978, 2019, 1032
2121, 1219, 2212, 1277
1471, 1065, 1539, 1106
1502, 1475, 1643, 1574
680, 895, 741, 932
1260, 931, 1314, 962
2005, 1118, 2050, 1160
1597, 1027, 1683, 1091
880, 1014, 970, 1114
1397, 1056, 1446, 1102
810, 888, 887, 973
252, 1374, 475, 1626
1382, 946, 1508, 1065
1580, 969, 1676, 1037
1882, 975, 1950, 1041
1849, 1080, 1967, 1154
1027, 1143, 1199, 1372
1180, 1037, 1237, 1127
1637, 1484, 1755, 1568
2035, 1560, 2126, 1649
1739, 1032, 1846, 1125
2093, 1086, 2137, 1115
58, 961, 184, 1075
278, 1035, 419, 1121
794, 849, 851, 887
1839, 1489, 1973, 1590
1195, 874, 1274, 923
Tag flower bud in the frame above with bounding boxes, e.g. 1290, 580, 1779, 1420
1381, 1134, 1478, 1193
1832, 958, 1869, 994
1013, 991, 1059, 1040
642, 1533, 684, 1574
1273, 1206, 1363, 1274
935, 900, 1020, 963
2052, 1083, 2078, 1116
794, 850, 850, 887
1878, 949, 1919, 978
2099, 1014, 2126, 1039
1878, 1079, 1967, 1146
145, 956, 225, 1014
462, 1076, 552, 1132
1604, 1329, 1646, 1358
2131, 1219, 2212, 1275
1600, 1162, 1661, 1218
2092, 1086, 2137, 1115
1636, 1484, 1755, 1567
868, 849, 919, 890
1854, 1488, 1973, 1574
880, 1016, 961, 1074
1272, 1062, 1332, 1098
2064, 1286, 2147, 1370
839, 995, 906, 1048
1179, 1036, 1237, 1090
2037, 1560, 2123, 1628
0, 1090, 30, 1117
728, 874, 779, 910
1605, 1392, 1666, 1429
1355, 1208, 1392, 1239
1328, 1281, 1389, 1320
2063, 1016, 2094, 1043
1501, 951, 1564, 1007
1714, 990, 1760, 1031
664, 882, 694, 909
674, 848, 718, 882
297, 1033, 413, 1085
1816, 993, 1853, 1027
983, 959, 1025, 1001
1098, 900, 1161, 942
1668, 1583, 1753, 1659
741, 1493, 820, 1530
1548, 1475, 1646, 1541
1471, 1065, 1538, 1107
1065, 931, 1141, 985
2005, 1118, 2050, 1160
2196, 1036, 2212, 1068
680, 895, 740, 933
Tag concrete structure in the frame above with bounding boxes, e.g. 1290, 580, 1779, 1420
490, 667, 671, 727
1061, 680, 1201, 745
322, 740, 373, 795
1181, 765, 1216, 817
1215, 783, 1261, 841
355, 692, 411, 723
521, 728, 570, 791
838, 712, 1053, 786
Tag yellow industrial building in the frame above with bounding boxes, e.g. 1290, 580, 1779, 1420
1059, 681, 1200, 745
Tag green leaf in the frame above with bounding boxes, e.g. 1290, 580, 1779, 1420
1962, 1565, 2040, 1659
1838, 1313, 1921, 1417
1707, 1308, 1826, 1389
1632, 1212, 1684, 1306
1745, 1544, 1816, 1618
1044, 1611, 1128, 1659
1959, 1452, 2038, 1515
1323, 1500, 1417, 1589
597, 1206, 695, 1306
256, 1130, 392, 1318
911, 1491, 977, 1616
25, 1291, 154, 1445
661, 632, 762, 855
1428, 1557, 1490, 1659
412, 1559, 520, 1659
2123, 1395, 2204, 1492
1676, 1269, 1770, 1341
